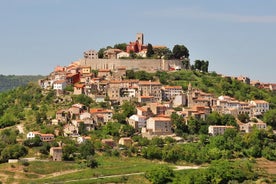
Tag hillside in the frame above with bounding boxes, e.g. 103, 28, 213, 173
0, 70, 276, 183
0, 75, 44, 92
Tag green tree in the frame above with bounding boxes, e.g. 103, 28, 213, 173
182, 59, 190, 70
172, 44, 189, 59
129, 51, 137, 59
193, 60, 209, 72
145, 165, 174, 184
62, 144, 77, 161
1, 144, 28, 162
78, 122, 88, 135
0, 129, 17, 145
162, 144, 182, 163
72, 94, 93, 107
263, 109, 276, 129
153, 47, 172, 59
23, 135, 42, 147
155, 71, 169, 85
113, 112, 127, 124
221, 114, 237, 127
187, 117, 201, 134
126, 70, 135, 79
121, 100, 136, 118
119, 124, 135, 137
134, 71, 153, 81
142, 145, 162, 160
86, 155, 98, 168
171, 113, 188, 136
79, 141, 95, 159
98, 48, 106, 58
102, 122, 121, 137
238, 113, 250, 123
146, 43, 154, 58
114, 43, 127, 51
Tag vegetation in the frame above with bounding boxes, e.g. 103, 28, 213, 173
0, 69, 276, 183
0, 75, 43, 92
172, 159, 257, 184
145, 165, 174, 184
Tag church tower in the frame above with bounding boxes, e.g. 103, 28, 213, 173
187, 82, 193, 108
136, 33, 144, 45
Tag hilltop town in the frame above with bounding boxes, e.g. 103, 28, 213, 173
0, 33, 276, 183
38, 33, 271, 141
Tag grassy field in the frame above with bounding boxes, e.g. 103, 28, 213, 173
0, 156, 173, 184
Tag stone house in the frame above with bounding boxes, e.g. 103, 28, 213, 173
128, 114, 147, 130
138, 81, 162, 102
249, 100, 269, 116
50, 147, 62, 161
138, 96, 155, 103
84, 50, 98, 59
119, 137, 132, 147
98, 69, 111, 79
142, 117, 172, 136
161, 85, 183, 101
239, 122, 267, 133
101, 139, 116, 148
90, 108, 113, 125
66, 73, 80, 85
104, 48, 123, 59
117, 52, 129, 59
208, 125, 235, 136
149, 103, 167, 116
56, 110, 69, 123
73, 83, 85, 95
53, 80, 67, 91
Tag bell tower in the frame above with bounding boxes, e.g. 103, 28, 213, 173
187, 82, 193, 107
136, 33, 144, 45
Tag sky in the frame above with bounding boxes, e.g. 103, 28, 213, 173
0, 0, 276, 83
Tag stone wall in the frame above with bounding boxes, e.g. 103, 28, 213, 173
79, 58, 184, 72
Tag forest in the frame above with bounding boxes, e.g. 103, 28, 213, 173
0, 74, 43, 92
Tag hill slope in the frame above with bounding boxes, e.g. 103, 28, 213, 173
0, 75, 44, 92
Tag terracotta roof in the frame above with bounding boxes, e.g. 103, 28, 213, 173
90, 108, 112, 114
209, 125, 234, 128
252, 100, 268, 104
163, 85, 182, 89
53, 80, 66, 84
98, 69, 110, 72
66, 73, 79, 78
74, 83, 85, 88
136, 107, 147, 111
39, 133, 54, 137
140, 96, 154, 99
149, 117, 171, 121
139, 81, 161, 85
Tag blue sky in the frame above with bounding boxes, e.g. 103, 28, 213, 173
0, 0, 276, 83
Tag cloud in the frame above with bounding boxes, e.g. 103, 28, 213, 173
144, 7, 276, 23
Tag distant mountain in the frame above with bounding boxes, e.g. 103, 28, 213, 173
0, 74, 44, 92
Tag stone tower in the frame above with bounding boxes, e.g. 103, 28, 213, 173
136, 33, 144, 45
187, 82, 193, 108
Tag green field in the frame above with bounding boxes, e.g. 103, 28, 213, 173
0, 156, 175, 184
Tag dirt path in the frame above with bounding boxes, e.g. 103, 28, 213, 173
16, 124, 24, 134
44, 165, 201, 184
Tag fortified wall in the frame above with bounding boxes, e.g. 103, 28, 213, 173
79, 59, 184, 72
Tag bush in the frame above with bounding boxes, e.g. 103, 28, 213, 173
86, 156, 98, 168
145, 165, 174, 184
21, 160, 30, 166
